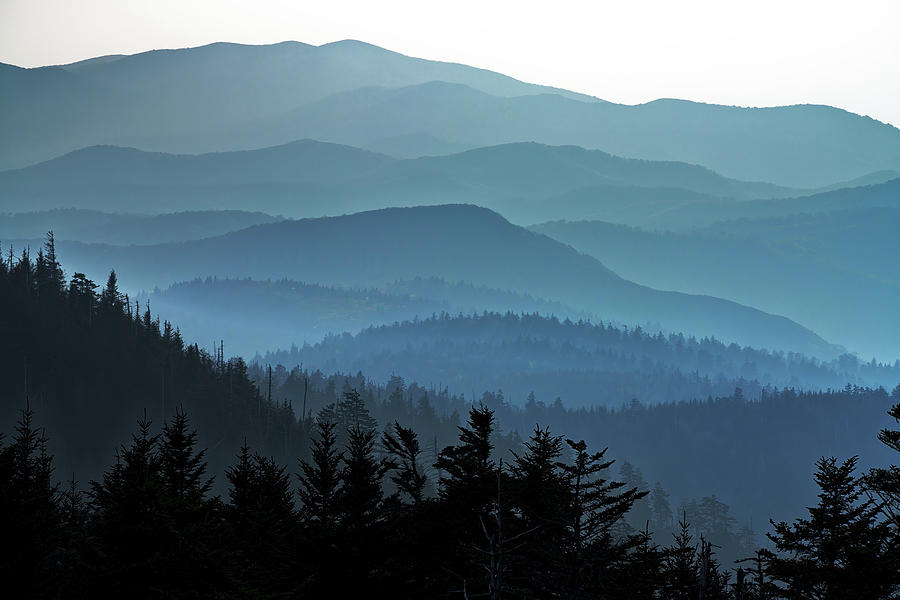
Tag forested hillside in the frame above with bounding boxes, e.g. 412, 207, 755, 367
0, 236, 303, 483
260, 311, 900, 406
532, 207, 900, 359
36, 204, 838, 358
2, 239, 899, 598
141, 276, 582, 356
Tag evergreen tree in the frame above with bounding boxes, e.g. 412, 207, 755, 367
620, 460, 653, 532
88, 413, 168, 597
558, 438, 648, 598
381, 421, 428, 505
160, 407, 214, 503
766, 456, 899, 599
336, 387, 378, 433
225, 444, 297, 596
435, 404, 497, 505
509, 425, 568, 596
0, 405, 61, 598
99, 269, 124, 314
297, 418, 344, 529
651, 481, 675, 534
865, 389, 900, 529
663, 513, 699, 600
337, 425, 391, 595
157, 408, 224, 596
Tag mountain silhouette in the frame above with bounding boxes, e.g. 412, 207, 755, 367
38, 204, 838, 358
3, 41, 899, 186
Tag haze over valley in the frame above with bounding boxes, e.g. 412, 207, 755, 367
3, 24, 900, 597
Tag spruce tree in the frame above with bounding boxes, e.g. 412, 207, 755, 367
0, 405, 61, 598
225, 444, 296, 596
99, 269, 123, 313
381, 421, 428, 505
558, 438, 648, 598
766, 456, 899, 599
865, 389, 900, 529
509, 425, 568, 596
663, 513, 699, 600
297, 418, 344, 529
88, 413, 168, 597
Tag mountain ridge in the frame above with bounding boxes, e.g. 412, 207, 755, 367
17, 203, 841, 359
3, 40, 899, 186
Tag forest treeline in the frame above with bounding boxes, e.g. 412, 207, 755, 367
1, 237, 896, 541
2, 237, 900, 597
0, 236, 306, 481
249, 362, 897, 536
140, 275, 579, 357
261, 311, 900, 407
2, 393, 900, 598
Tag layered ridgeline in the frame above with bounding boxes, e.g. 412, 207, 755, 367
0, 240, 304, 485
0, 209, 280, 245
532, 198, 900, 360
28, 204, 838, 358
4, 40, 900, 186
140, 276, 584, 356
259, 311, 900, 406
531, 172, 900, 231
0, 140, 797, 220
2, 241, 898, 565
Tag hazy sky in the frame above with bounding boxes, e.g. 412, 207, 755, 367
2, 0, 899, 127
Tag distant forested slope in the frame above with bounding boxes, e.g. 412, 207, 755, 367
142, 276, 584, 356
26, 204, 838, 359
0, 239, 302, 484
532, 205, 900, 360
260, 312, 899, 406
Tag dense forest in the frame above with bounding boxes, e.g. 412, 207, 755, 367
2, 238, 900, 598
0, 236, 305, 482
34, 204, 837, 359
246, 361, 897, 538
140, 275, 580, 356
261, 311, 900, 405
3, 381, 899, 597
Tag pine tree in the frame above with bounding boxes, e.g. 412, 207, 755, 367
0, 405, 61, 598
297, 418, 344, 529
88, 413, 168, 597
865, 389, 900, 529
160, 408, 214, 503
509, 425, 568, 595
435, 404, 497, 505
340, 425, 388, 532
663, 513, 699, 600
651, 481, 675, 535
766, 456, 899, 599
558, 438, 648, 599
99, 269, 123, 313
225, 444, 297, 596
336, 388, 378, 433
382, 421, 428, 505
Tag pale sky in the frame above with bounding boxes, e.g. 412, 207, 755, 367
2, 0, 899, 127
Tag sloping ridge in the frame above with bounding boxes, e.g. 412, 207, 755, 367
49, 204, 837, 358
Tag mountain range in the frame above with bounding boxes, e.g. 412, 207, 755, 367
0, 139, 803, 220
21, 204, 837, 359
4, 40, 900, 186
532, 197, 900, 359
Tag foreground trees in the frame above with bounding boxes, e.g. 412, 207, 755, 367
2, 399, 899, 599
2, 239, 899, 597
